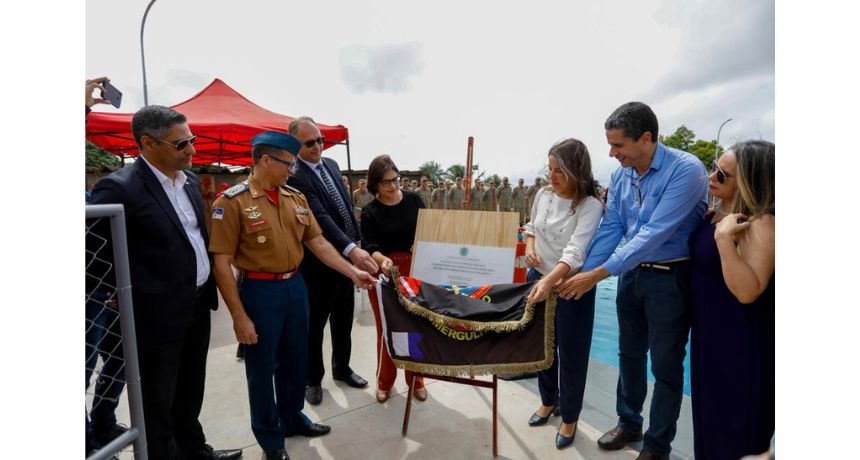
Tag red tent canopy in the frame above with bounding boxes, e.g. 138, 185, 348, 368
85, 78, 349, 166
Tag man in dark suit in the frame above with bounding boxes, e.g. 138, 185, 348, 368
287, 116, 378, 406
88, 105, 242, 460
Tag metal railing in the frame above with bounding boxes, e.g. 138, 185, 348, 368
86, 204, 147, 460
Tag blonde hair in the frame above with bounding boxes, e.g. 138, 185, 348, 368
730, 140, 775, 216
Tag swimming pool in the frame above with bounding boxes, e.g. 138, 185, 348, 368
591, 276, 693, 396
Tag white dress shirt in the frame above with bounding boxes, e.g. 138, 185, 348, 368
141, 155, 211, 286
523, 187, 604, 275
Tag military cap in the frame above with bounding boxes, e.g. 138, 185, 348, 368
252, 131, 302, 155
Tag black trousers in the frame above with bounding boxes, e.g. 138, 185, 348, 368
303, 264, 355, 385
137, 299, 211, 460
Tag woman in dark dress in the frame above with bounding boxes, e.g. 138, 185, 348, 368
689, 140, 775, 459
360, 155, 428, 403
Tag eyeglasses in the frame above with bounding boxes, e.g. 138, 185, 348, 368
380, 176, 401, 187
154, 135, 197, 151
267, 154, 298, 171
302, 136, 325, 148
711, 162, 732, 184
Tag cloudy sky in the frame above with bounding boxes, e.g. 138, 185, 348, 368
86, 0, 773, 185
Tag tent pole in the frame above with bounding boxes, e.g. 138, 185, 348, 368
120, 150, 126, 169
345, 138, 354, 193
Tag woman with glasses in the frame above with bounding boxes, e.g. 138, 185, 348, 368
360, 155, 428, 403
689, 140, 775, 459
523, 138, 603, 450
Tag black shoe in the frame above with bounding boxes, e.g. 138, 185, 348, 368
305, 385, 322, 405
597, 426, 644, 451
93, 423, 128, 446
527, 406, 561, 426
555, 423, 577, 450
187, 443, 243, 460
236, 343, 245, 360
286, 422, 331, 438
264, 449, 290, 460
635, 451, 669, 460
333, 371, 368, 388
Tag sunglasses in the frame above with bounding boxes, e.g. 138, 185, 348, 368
302, 136, 325, 148
380, 175, 401, 187
267, 154, 298, 171
711, 162, 732, 184
154, 135, 197, 151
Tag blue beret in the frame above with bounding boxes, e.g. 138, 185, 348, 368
252, 131, 302, 155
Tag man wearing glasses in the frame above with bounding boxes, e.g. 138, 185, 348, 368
88, 105, 242, 460
286, 116, 379, 406
209, 131, 376, 460
557, 102, 707, 460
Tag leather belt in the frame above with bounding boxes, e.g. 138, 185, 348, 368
243, 268, 299, 280
638, 259, 689, 273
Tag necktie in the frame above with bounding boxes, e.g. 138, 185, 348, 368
317, 164, 357, 241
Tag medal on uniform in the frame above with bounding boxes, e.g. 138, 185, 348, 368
248, 211, 262, 220
257, 235, 266, 244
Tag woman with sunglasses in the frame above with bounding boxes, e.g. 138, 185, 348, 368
360, 155, 428, 403
689, 140, 775, 459
523, 138, 603, 450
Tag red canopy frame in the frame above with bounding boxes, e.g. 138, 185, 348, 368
85, 78, 351, 170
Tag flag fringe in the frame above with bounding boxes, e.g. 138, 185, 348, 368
390, 295, 557, 377
388, 266, 539, 334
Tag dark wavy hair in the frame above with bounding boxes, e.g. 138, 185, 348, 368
546, 138, 599, 210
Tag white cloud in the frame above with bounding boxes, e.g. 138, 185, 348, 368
340, 43, 423, 94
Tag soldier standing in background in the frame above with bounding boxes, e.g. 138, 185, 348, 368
482, 180, 499, 211
448, 177, 465, 210
431, 181, 447, 209
469, 178, 484, 210
497, 177, 513, 212
512, 178, 528, 225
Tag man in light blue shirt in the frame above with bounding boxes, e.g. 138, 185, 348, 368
558, 102, 707, 460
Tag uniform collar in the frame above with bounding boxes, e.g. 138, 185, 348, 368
249, 173, 294, 199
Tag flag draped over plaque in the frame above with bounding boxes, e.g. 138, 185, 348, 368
375, 268, 556, 377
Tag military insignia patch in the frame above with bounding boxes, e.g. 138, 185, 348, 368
257, 235, 266, 244
212, 208, 224, 220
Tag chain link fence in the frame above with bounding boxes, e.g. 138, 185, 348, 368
86, 204, 147, 460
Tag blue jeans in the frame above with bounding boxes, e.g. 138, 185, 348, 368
528, 269, 596, 424
615, 264, 691, 456
85, 291, 126, 448
239, 275, 312, 452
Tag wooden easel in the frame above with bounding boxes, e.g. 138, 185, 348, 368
402, 373, 499, 456
399, 208, 518, 457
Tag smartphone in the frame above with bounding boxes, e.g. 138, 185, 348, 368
101, 81, 122, 108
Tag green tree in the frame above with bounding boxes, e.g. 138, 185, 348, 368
419, 161, 446, 185
659, 126, 725, 166
446, 164, 466, 181
689, 139, 724, 165
659, 125, 695, 151
85, 141, 121, 172
486, 174, 502, 186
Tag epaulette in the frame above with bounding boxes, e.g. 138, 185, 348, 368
223, 183, 249, 198
283, 185, 304, 196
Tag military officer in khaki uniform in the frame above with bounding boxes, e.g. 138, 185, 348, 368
430, 182, 447, 209
512, 178, 528, 225
482, 180, 498, 211
469, 178, 484, 210
447, 177, 465, 210
352, 178, 373, 221
497, 177, 513, 212
209, 131, 375, 460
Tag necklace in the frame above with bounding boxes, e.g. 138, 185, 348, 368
539, 192, 575, 242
